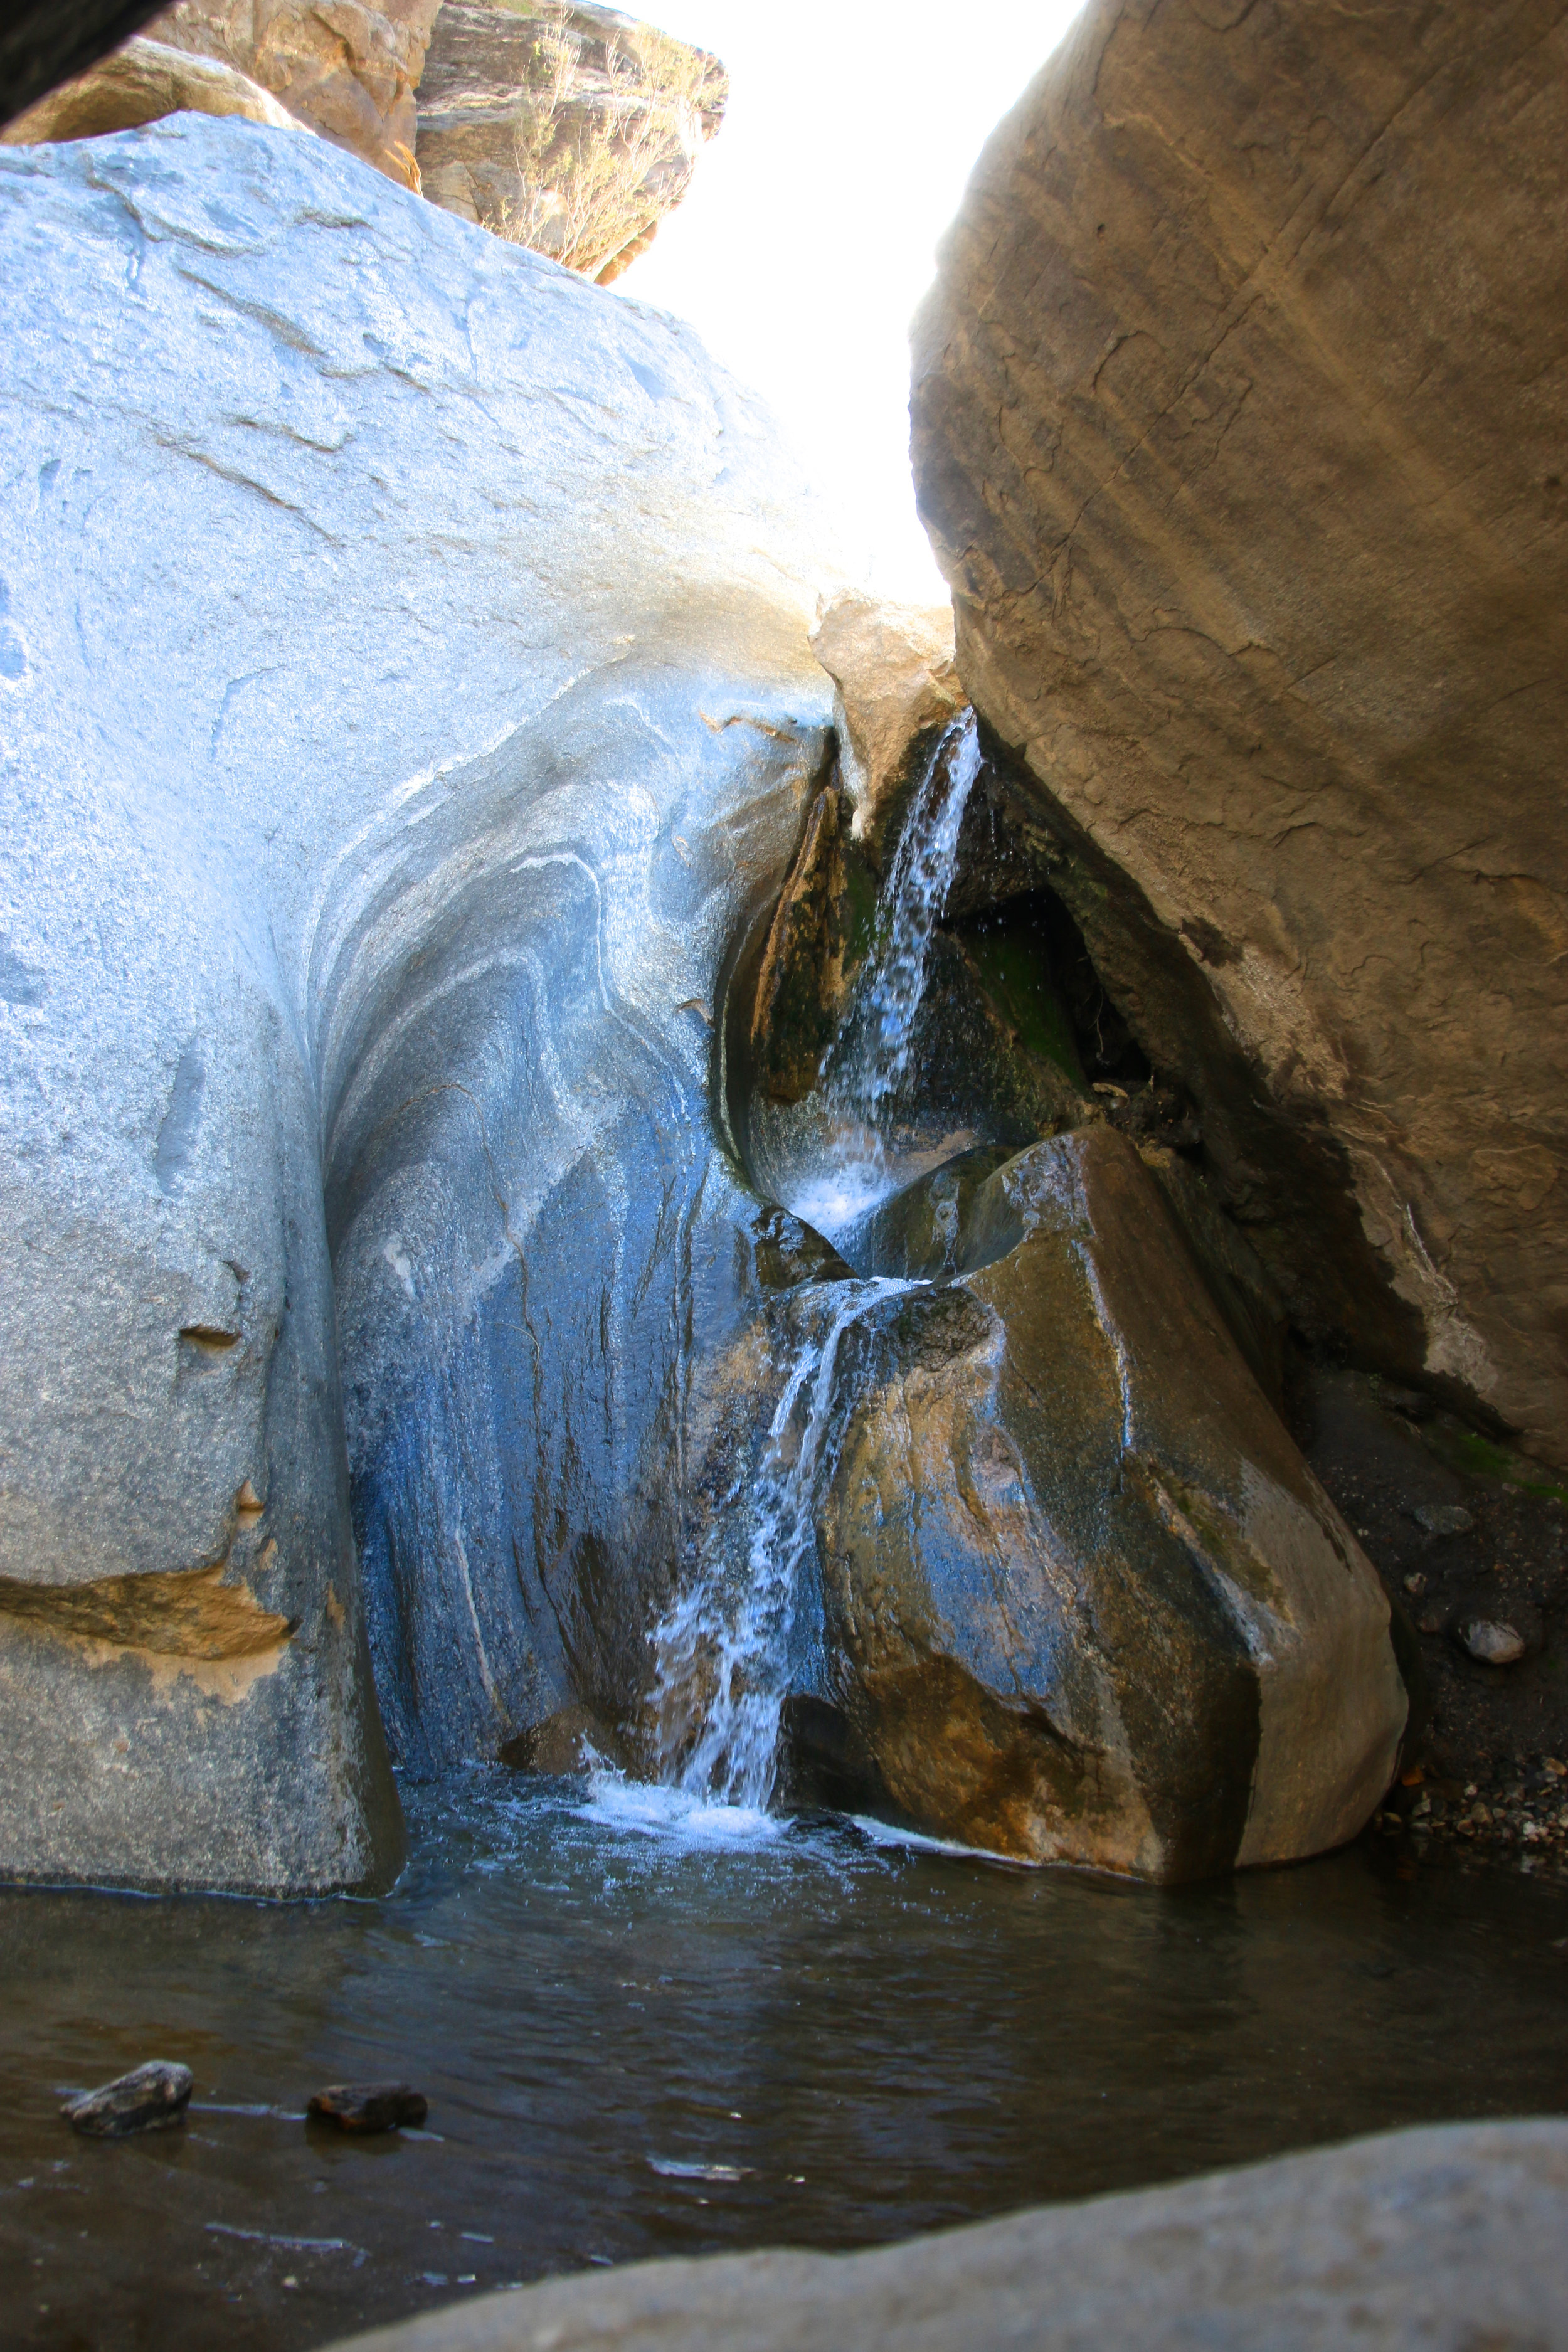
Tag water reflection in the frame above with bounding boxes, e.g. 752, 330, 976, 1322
2, 1770, 1565, 2351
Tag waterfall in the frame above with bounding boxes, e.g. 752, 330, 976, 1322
652, 1276, 911, 1809
649, 716, 978, 1809
830, 707, 983, 1117
790, 708, 983, 1237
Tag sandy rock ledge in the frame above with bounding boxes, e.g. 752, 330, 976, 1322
326, 2121, 1568, 2352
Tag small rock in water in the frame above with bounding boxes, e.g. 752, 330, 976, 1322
62, 2061, 193, 2138
1456, 1618, 1527, 1666
1409, 1502, 1475, 1537
308, 2082, 427, 2134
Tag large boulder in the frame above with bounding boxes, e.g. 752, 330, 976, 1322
812, 1126, 1409, 1877
0, 112, 832, 1890
911, 0, 1568, 1471
145, 0, 442, 185
326, 2121, 1568, 2352
415, 0, 727, 282
808, 590, 963, 851
0, 33, 300, 146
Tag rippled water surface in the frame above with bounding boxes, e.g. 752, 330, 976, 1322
3, 1771, 1567, 2351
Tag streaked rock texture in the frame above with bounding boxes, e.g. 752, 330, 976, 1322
0, 112, 831, 1888
327, 2121, 1568, 2352
416, 0, 726, 281
911, 0, 1568, 1470
728, 704, 1407, 1878
819, 1128, 1408, 1878
0, 33, 299, 146
146, 0, 441, 184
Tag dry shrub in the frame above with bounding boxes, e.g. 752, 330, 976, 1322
502, 4, 721, 282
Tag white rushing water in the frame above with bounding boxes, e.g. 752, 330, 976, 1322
651, 716, 980, 1810
652, 1276, 914, 1809
791, 708, 983, 1237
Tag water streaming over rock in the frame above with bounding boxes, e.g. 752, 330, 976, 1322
791, 708, 984, 1236
652, 1275, 913, 1808
652, 714, 982, 1808
832, 707, 983, 1116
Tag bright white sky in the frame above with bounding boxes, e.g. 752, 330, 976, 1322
616, 1, 1086, 602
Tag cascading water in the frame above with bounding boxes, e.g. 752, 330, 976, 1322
650, 711, 980, 1811
651, 1275, 913, 1810
793, 707, 983, 1236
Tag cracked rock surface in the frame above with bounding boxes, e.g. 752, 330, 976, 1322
911, 0, 1568, 1472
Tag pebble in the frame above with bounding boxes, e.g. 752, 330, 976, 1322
1456, 1618, 1527, 1666
1409, 1502, 1475, 1537
62, 2062, 193, 2139
307, 2082, 428, 2134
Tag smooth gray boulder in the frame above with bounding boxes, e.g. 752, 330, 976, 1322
327, 2121, 1568, 2352
0, 112, 832, 1890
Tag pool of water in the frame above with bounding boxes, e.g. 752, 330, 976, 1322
3, 1769, 1567, 2352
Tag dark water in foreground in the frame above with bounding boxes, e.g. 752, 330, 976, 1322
3, 1771, 1567, 2352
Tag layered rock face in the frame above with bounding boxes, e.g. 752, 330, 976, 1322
5, 2, 724, 279
415, 0, 726, 282
911, 0, 1568, 1471
145, 0, 441, 184
0, 112, 830, 1888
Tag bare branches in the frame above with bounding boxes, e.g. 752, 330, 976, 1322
500, 4, 723, 282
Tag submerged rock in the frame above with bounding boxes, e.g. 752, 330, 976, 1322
309, 2083, 428, 2134
63, 2062, 193, 2138
811, 1127, 1409, 1878
911, 0, 1568, 1470
0, 113, 832, 1892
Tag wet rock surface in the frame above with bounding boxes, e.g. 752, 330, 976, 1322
718, 670, 1411, 1878
63, 2061, 193, 2138
309, 2084, 428, 2135
803, 1128, 1408, 1880
0, 112, 831, 1891
911, 0, 1568, 1468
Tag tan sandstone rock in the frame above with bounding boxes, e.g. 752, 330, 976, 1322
415, 0, 726, 282
325, 2121, 1568, 2352
810, 589, 963, 852
0, 35, 299, 146
911, 0, 1568, 1469
146, 0, 442, 186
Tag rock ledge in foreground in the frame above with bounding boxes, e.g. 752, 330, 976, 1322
324, 2121, 1568, 2352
